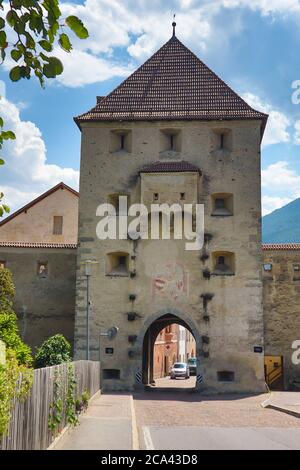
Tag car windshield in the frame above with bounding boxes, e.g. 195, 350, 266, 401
173, 363, 185, 369
188, 358, 196, 365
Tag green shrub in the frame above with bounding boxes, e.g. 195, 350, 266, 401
35, 334, 71, 368
0, 348, 33, 436
0, 268, 33, 436
0, 268, 32, 366
81, 390, 90, 409
0, 311, 32, 366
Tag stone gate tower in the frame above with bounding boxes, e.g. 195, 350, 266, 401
74, 29, 268, 392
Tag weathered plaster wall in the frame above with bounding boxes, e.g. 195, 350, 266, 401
0, 188, 78, 244
74, 119, 265, 393
0, 247, 77, 352
263, 249, 300, 388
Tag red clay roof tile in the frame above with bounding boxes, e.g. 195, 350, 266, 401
75, 36, 268, 134
262, 243, 300, 251
139, 161, 201, 174
0, 242, 77, 249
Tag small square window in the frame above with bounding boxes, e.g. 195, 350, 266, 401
106, 252, 129, 276
0, 261, 6, 269
217, 371, 235, 382
220, 133, 225, 149
293, 264, 300, 272
212, 252, 235, 275
53, 216, 63, 235
212, 129, 232, 152
263, 263, 272, 272
103, 369, 120, 380
159, 129, 181, 153
180, 192, 185, 200
211, 194, 233, 216
153, 193, 159, 201
37, 262, 48, 277
110, 130, 132, 153
215, 198, 225, 209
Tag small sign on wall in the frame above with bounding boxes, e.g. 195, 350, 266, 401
254, 346, 263, 353
105, 347, 114, 355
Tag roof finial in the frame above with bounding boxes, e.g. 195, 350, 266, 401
172, 14, 176, 37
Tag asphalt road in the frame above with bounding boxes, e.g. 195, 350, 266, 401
134, 386, 300, 450
141, 425, 300, 450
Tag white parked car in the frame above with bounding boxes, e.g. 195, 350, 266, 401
170, 362, 190, 379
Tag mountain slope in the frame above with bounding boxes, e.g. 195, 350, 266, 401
262, 198, 300, 243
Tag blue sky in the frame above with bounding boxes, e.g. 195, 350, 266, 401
1, 0, 300, 214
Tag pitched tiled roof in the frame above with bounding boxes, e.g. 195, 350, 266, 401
0, 182, 79, 227
262, 243, 300, 251
0, 242, 77, 249
75, 35, 268, 135
139, 161, 201, 174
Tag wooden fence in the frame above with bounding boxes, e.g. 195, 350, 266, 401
0, 360, 100, 450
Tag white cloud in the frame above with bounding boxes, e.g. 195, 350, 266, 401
262, 195, 293, 216
55, 0, 300, 87
0, 96, 79, 213
220, 0, 300, 16
294, 120, 300, 144
262, 161, 300, 214
53, 48, 131, 87
242, 93, 291, 146
2, 0, 299, 88
262, 161, 300, 192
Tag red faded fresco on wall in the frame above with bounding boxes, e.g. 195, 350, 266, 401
152, 262, 189, 301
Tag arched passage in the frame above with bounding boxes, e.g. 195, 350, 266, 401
138, 309, 203, 390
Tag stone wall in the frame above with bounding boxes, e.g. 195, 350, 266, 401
263, 248, 300, 388
0, 247, 77, 353
74, 119, 265, 393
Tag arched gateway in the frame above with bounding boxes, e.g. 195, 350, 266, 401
135, 309, 203, 390
74, 28, 267, 394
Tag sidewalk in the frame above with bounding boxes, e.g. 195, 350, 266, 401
262, 391, 300, 418
54, 392, 136, 450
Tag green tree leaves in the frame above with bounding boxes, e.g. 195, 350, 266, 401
11, 48, 22, 61
43, 56, 63, 78
38, 39, 52, 52
0, 2, 88, 216
0, 30, 6, 48
0, 7, 88, 85
9, 66, 21, 81
66, 15, 89, 39
58, 33, 72, 52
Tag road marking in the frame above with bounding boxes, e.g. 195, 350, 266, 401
130, 395, 140, 450
143, 426, 155, 450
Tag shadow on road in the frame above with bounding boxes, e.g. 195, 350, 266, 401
133, 389, 264, 403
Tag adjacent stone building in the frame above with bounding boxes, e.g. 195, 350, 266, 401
0, 183, 78, 351
73, 31, 269, 393
263, 244, 300, 390
153, 324, 179, 379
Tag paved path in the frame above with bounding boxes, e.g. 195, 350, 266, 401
263, 391, 300, 417
55, 393, 133, 450
152, 376, 196, 389
134, 390, 300, 450
54, 389, 300, 450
